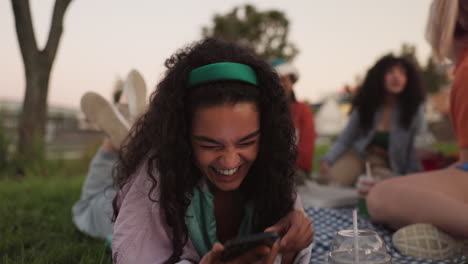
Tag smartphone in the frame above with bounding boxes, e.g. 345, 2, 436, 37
220, 231, 280, 262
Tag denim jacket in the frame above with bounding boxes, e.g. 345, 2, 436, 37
322, 106, 424, 175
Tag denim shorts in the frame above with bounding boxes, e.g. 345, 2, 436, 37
457, 162, 468, 172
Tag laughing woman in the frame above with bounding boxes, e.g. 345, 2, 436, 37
112, 38, 314, 264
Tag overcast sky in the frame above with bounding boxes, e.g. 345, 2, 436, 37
0, 0, 433, 108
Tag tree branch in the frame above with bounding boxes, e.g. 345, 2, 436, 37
44, 0, 72, 62
11, 0, 38, 67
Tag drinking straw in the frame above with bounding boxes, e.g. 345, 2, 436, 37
365, 161, 373, 179
353, 209, 359, 263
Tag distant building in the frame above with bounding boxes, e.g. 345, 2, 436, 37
0, 99, 102, 158
314, 97, 349, 137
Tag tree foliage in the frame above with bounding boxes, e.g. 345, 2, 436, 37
203, 4, 298, 61
399, 43, 448, 94
422, 56, 450, 94
399, 43, 421, 69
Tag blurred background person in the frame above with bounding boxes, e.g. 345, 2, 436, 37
272, 59, 317, 185
318, 54, 426, 189
72, 70, 146, 240
367, 0, 468, 260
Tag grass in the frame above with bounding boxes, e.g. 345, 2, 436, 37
312, 144, 330, 173
0, 159, 112, 264
430, 142, 459, 156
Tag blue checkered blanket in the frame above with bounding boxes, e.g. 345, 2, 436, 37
305, 207, 467, 264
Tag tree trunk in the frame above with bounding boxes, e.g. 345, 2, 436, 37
18, 57, 51, 155
11, 0, 72, 158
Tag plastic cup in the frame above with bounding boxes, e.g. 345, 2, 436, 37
328, 229, 392, 264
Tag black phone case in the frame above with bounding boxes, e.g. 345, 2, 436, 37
220, 231, 279, 262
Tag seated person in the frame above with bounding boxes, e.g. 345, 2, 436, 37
272, 59, 317, 184
318, 54, 425, 188
367, 0, 468, 259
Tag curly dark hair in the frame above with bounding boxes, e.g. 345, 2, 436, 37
352, 54, 425, 133
113, 38, 297, 263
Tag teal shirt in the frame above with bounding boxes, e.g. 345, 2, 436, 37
368, 131, 390, 150
185, 185, 255, 256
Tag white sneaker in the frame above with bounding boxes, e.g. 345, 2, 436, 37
393, 223, 466, 260
124, 69, 147, 122
81, 92, 130, 149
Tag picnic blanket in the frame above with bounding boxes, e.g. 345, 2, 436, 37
305, 207, 467, 264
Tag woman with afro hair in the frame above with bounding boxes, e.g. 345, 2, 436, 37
112, 38, 314, 264
319, 54, 426, 192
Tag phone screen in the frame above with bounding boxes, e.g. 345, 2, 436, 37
220, 231, 280, 262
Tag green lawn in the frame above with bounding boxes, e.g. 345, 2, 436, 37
430, 142, 459, 156
0, 164, 112, 264
312, 144, 329, 173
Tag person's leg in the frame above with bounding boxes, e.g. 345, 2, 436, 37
322, 150, 364, 187
124, 69, 147, 122
367, 167, 468, 237
72, 138, 118, 239
81, 92, 130, 149
74, 76, 145, 239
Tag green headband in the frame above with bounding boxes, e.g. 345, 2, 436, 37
188, 62, 258, 87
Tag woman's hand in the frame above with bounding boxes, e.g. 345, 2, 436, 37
264, 210, 314, 263
317, 161, 331, 184
357, 179, 378, 198
199, 241, 279, 264
319, 161, 330, 176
